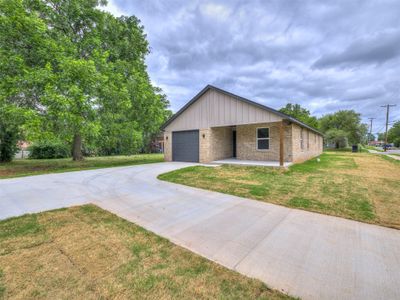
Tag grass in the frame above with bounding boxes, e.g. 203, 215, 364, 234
381, 154, 400, 164
0, 154, 164, 179
0, 205, 293, 300
159, 152, 400, 229
364, 145, 384, 152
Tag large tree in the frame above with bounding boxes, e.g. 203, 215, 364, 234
388, 121, 400, 147
279, 103, 319, 129
319, 110, 368, 146
0, 0, 170, 161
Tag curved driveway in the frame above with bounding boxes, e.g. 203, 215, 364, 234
1, 162, 400, 300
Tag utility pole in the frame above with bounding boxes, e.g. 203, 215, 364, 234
368, 117, 375, 145
381, 104, 397, 151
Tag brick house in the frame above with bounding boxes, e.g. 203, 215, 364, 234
161, 85, 323, 166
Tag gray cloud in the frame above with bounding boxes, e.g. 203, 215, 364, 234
106, 0, 400, 132
313, 31, 400, 69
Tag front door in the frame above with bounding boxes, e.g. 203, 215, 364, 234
232, 130, 237, 158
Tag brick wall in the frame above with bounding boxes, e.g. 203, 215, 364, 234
291, 124, 323, 163
165, 123, 323, 164
236, 122, 292, 162
199, 127, 233, 163
163, 131, 172, 161
199, 129, 210, 163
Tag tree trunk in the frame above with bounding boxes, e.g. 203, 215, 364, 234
72, 133, 83, 161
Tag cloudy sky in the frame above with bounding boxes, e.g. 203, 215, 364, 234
104, 0, 400, 134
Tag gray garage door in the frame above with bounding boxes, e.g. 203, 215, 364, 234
172, 130, 199, 162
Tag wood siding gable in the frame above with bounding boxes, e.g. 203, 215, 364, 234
164, 89, 282, 131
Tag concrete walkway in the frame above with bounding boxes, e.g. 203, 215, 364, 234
1, 162, 399, 300
367, 148, 400, 160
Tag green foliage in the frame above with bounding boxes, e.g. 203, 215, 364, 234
29, 141, 70, 159
324, 129, 349, 148
0, 105, 26, 162
279, 103, 319, 128
0, 130, 18, 163
367, 133, 375, 142
319, 110, 368, 146
377, 132, 386, 141
387, 121, 400, 147
0, 0, 170, 161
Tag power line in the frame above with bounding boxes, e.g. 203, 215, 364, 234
381, 104, 397, 151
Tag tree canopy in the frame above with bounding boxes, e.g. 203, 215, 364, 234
319, 110, 368, 146
279, 103, 319, 129
278, 103, 369, 149
388, 121, 400, 147
0, 0, 170, 161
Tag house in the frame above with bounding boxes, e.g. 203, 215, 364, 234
161, 85, 323, 166
149, 133, 165, 153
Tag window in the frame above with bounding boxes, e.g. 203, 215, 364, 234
300, 128, 304, 150
307, 131, 310, 150
256, 127, 269, 150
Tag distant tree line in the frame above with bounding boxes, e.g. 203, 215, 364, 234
0, 0, 171, 162
280, 103, 368, 148
386, 121, 400, 147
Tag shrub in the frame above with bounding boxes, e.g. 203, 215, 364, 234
29, 141, 70, 159
0, 131, 19, 162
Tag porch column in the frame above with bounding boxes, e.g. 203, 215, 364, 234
279, 121, 284, 167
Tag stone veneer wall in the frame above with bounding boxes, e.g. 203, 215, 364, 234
236, 122, 292, 162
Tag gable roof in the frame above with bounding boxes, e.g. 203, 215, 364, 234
161, 85, 323, 136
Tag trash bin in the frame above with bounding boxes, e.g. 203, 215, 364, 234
352, 145, 358, 152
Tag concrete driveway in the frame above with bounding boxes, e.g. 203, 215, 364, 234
1, 162, 399, 300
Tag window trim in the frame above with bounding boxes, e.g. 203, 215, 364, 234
256, 127, 270, 151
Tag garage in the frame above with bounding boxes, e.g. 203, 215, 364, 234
172, 130, 199, 162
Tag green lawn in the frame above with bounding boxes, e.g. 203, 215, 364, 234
0, 205, 293, 299
159, 152, 400, 229
364, 145, 384, 152
0, 154, 164, 179
382, 154, 400, 164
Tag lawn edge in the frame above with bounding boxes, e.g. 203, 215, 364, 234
157, 165, 400, 231
0, 159, 164, 180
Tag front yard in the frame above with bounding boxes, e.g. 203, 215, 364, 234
159, 152, 400, 229
0, 154, 163, 179
0, 205, 292, 299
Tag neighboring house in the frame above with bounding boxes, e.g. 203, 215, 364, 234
368, 140, 384, 147
161, 85, 323, 165
149, 133, 165, 153
15, 141, 30, 159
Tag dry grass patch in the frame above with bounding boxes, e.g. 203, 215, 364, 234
159, 152, 400, 229
0, 205, 293, 300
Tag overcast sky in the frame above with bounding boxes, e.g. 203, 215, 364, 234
104, 0, 400, 134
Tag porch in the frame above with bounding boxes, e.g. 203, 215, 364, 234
207, 121, 289, 166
